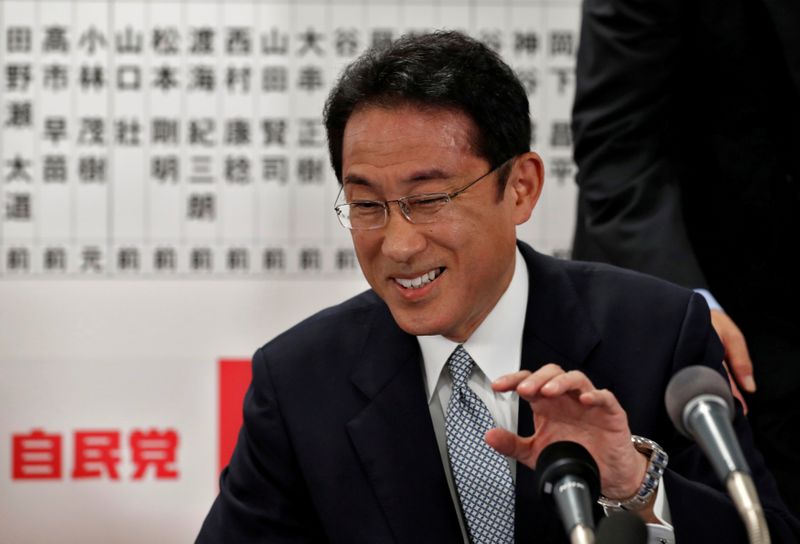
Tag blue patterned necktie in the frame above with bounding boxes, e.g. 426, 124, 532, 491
445, 345, 515, 544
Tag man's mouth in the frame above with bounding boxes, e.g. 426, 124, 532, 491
394, 267, 445, 289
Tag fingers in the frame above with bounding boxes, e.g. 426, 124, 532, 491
711, 310, 756, 393
493, 364, 625, 423
491, 363, 566, 396
485, 428, 536, 467
578, 387, 622, 414
537, 370, 595, 398
489, 364, 633, 486
726, 337, 755, 393
723, 360, 750, 415
494, 364, 594, 397
493, 365, 622, 417
491, 370, 533, 392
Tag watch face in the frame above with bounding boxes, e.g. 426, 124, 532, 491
632, 435, 657, 455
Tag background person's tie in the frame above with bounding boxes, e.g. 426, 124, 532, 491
445, 345, 515, 543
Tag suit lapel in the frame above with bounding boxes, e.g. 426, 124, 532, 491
343, 245, 602, 543
514, 243, 601, 543
347, 302, 462, 543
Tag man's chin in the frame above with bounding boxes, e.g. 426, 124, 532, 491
389, 309, 446, 338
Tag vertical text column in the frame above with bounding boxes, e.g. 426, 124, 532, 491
327, 0, 366, 276
182, 1, 219, 274
74, 1, 111, 276
146, 1, 183, 275
219, 1, 257, 276
255, 1, 292, 276
291, 0, 329, 275
540, 0, 579, 257
1, 1, 37, 275
38, 0, 74, 276
111, 1, 147, 275
510, 0, 547, 250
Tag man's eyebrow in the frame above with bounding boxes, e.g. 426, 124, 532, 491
408, 168, 449, 182
343, 174, 373, 187
343, 169, 451, 187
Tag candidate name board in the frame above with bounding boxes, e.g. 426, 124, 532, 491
0, 0, 578, 278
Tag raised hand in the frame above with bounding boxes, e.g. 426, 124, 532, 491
486, 364, 647, 501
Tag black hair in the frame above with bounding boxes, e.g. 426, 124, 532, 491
323, 30, 531, 192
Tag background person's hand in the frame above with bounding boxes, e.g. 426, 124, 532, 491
711, 309, 754, 413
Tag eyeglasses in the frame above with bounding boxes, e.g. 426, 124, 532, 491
334, 158, 512, 231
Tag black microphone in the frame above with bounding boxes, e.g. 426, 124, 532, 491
537, 441, 600, 544
596, 511, 648, 544
665, 365, 770, 544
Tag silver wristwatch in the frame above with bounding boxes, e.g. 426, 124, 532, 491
597, 435, 668, 512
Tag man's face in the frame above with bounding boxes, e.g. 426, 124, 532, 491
341, 104, 540, 342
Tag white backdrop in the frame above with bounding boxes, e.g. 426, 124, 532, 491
0, 1, 580, 542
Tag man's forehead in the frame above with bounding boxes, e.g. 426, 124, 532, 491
343, 166, 453, 189
345, 104, 477, 145
341, 104, 482, 172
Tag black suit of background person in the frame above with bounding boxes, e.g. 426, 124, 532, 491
571, 0, 800, 514
198, 31, 800, 543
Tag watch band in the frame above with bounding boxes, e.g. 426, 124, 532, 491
597, 435, 668, 512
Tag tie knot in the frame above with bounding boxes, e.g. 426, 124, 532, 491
447, 345, 475, 389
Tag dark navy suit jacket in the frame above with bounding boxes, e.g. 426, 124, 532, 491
572, 0, 800, 321
197, 242, 799, 543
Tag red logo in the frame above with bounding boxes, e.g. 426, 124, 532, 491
11, 428, 180, 481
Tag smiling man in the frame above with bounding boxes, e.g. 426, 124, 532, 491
339, 104, 532, 342
197, 32, 799, 543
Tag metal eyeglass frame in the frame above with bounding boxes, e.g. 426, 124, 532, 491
333, 157, 513, 230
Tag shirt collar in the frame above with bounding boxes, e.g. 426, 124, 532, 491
418, 247, 529, 402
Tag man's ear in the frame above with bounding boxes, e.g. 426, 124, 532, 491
508, 151, 544, 225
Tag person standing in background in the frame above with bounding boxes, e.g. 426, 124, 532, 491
571, 0, 800, 514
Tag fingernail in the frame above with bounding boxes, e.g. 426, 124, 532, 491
744, 376, 756, 392
542, 381, 556, 393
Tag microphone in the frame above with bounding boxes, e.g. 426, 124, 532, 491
665, 365, 770, 544
537, 441, 600, 544
596, 511, 648, 544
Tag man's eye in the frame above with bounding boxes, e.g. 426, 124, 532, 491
350, 202, 385, 216
409, 195, 448, 209
352, 202, 383, 210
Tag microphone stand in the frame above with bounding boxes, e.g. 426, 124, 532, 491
687, 396, 771, 544
569, 524, 595, 544
727, 471, 771, 544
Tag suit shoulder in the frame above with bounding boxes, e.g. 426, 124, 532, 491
286, 288, 382, 333
253, 289, 383, 370
563, 257, 690, 293
562, 257, 703, 314
558, 258, 720, 391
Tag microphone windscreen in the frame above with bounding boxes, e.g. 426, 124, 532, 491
536, 441, 600, 502
596, 511, 648, 544
664, 365, 734, 436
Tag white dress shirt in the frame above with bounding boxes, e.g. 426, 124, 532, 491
417, 248, 674, 543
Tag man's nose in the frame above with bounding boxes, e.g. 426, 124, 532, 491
380, 204, 427, 262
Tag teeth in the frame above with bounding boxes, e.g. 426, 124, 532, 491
396, 268, 442, 289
